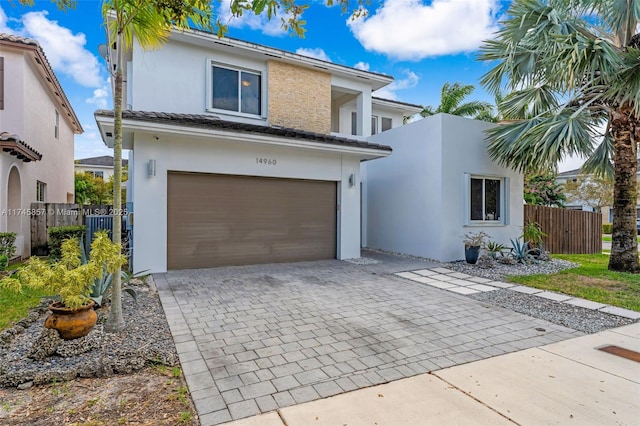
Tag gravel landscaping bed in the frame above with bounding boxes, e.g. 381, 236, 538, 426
0, 278, 178, 388
442, 258, 637, 334
468, 289, 635, 334
442, 258, 579, 281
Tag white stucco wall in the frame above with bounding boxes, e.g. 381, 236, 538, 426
0, 50, 75, 256
364, 113, 523, 261
131, 132, 363, 273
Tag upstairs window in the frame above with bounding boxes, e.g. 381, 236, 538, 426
55, 110, 59, 139
371, 116, 378, 135
381, 117, 392, 131
212, 65, 261, 116
0, 57, 4, 110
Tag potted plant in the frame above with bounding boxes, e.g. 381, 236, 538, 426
462, 231, 490, 264
0, 231, 126, 340
522, 221, 547, 258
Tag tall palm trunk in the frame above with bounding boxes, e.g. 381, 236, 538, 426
105, 30, 125, 332
608, 105, 639, 272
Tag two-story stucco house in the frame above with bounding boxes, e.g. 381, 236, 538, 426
75, 155, 129, 181
0, 34, 82, 258
95, 30, 421, 273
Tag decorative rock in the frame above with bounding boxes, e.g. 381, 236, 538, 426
497, 256, 517, 265
56, 329, 101, 357
27, 329, 62, 360
476, 255, 495, 269
17, 381, 33, 390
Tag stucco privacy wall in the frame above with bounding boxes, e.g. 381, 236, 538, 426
267, 60, 331, 134
365, 114, 523, 262
131, 133, 362, 273
0, 50, 75, 256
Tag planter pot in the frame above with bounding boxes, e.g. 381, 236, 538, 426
44, 301, 97, 340
465, 245, 481, 264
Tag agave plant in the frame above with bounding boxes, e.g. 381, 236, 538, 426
510, 237, 537, 264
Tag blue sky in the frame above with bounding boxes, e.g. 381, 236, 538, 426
0, 0, 582, 170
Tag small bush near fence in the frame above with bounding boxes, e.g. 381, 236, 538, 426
48, 226, 86, 260
0, 232, 17, 260
603, 223, 613, 234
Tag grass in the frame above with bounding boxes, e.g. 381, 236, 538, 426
509, 254, 640, 312
0, 259, 50, 331
602, 234, 640, 242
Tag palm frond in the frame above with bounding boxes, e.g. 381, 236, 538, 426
485, 106, 597, 174
582, 132, 615, 179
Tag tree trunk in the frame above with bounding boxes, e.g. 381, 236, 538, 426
105, 30, 125, 332
608, 105, 639, 273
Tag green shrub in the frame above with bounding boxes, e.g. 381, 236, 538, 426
48, 226, 86, 260
0, 232, 17, 259
602, 223, 613, 234
0, 255, 8, 271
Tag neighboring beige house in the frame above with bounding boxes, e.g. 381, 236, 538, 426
96, 30, 421, 273
556, 162, 640, 223
75, 155, 129, 181
0, 33, 82, 257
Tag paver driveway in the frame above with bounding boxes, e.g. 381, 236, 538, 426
154, 252, 581, 425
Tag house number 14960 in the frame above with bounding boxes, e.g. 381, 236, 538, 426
256, 157, 277, 165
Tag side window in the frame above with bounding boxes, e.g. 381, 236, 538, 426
55, 110, 59, 139
36, 181, 47, 202
371, 116, 378, 135
351, 112, 357, 135
381, 117, 392, 131
0, 57, 4, 110
469, 176, 504, 223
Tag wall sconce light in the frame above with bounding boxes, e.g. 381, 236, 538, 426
348, 174, 356, 187
148, 159, 156, 177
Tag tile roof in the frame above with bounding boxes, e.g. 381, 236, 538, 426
0, 132, 42, 162
94, 110, 393, 152
76, 155, 129, 167
372, 96, 423, 110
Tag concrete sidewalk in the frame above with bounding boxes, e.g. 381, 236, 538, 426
223, 323, 640, 425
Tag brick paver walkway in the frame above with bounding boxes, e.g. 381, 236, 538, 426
154, 254, 581, 425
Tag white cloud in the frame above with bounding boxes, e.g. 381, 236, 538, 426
0, 6, 10, 33
354, 61, 370, 71
86, 87, 110, 109
218, 0, 288, 36
373, 69, 419, 100
20, 10, 103, 87
348, 0, 500, 60
295, 47, 331, 62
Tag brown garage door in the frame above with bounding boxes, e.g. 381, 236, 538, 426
167, 172, 337, 269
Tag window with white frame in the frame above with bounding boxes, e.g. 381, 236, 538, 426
55, 110, 59, 139
381, 117, 392, 132
36, 180, 46, 202
371, 116, 378, 135
211, 64, 261, 115
469, 176, 505, 223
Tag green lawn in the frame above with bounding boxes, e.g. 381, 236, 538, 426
602, 234, 640, 243
509, 254, 640, 312
0, 261, 47, 331
0, 285, 47, 330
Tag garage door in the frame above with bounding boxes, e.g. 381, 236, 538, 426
167, 172, 337, 269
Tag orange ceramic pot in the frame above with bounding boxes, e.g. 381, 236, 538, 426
44, 301, 97, 340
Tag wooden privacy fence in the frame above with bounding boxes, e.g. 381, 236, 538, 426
524, 205, 602, 254
30, 203, 111, 255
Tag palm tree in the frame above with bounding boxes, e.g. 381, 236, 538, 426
420, 82, 494, 120
479, 0, 639, 272
101, 0, 215, 331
